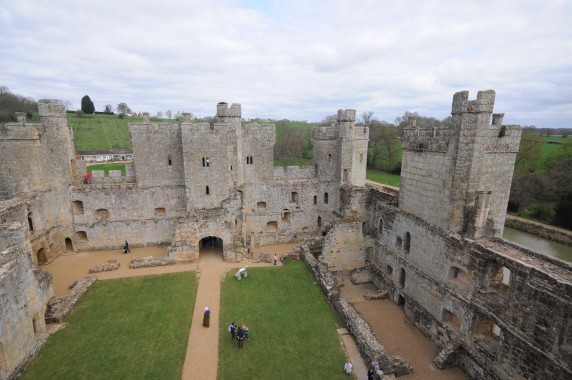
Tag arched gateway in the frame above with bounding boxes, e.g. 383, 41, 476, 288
199, 236, 223, 256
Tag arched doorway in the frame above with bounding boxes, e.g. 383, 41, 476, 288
199, 236, 223, 257
36, 248, 47, 265
65, 238, 74, 252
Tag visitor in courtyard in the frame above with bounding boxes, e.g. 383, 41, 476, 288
367, 366, 375, 380
123, 240, 130, 254
203, 307, 210, 327
236, 325, 245, 348
273, 254, 277, 266
242, 324, 249, 340
228, 322, 237, 339
344, 360, 352, 375
84, 171, 93, 184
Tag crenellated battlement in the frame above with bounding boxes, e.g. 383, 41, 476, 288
402, 126, 450, 153
337, 109, 356, 123
216, 102, 241, 119
451, 90, 495, 114
312, 125, 339, 140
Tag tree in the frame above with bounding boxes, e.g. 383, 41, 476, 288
369, 121, 400, 171
0, 87, 38, 122
165, 110, 172, 119
116, 103, 132, 115
359, 111, 375, 127
81, 95, 95, 114
156, 111, 163, 118
104, 104, 114, 113
274, 123, 304, 166
514, 131, 544, 174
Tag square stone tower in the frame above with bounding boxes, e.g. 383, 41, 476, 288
399, 90, 521, 238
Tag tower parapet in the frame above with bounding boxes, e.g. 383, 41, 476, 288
451, 90, 495, 114
216, 102, 241, 121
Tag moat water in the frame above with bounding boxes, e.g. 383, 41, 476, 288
503, 227, 572, 263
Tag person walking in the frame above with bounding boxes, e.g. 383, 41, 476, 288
236, 325, 245, 348
203, 307, 210, 327
273, 254, 277, 266
123, 240, 131, 254
344, 360, 352, 375
228, 322, 237, 340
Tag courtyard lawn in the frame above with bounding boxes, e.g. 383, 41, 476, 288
21, 272, 197, 380
366, 169, 401, 187
218, 260, 348, 380
87, 162, 127, 176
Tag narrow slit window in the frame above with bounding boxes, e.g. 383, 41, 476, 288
206, 186, 210, 195
324, 192, 329, 204
168, 156, 172, 166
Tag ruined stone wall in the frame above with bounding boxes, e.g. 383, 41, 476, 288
366, 186, 572, 379
182, 122, 234, 210
273, 165, 316, 179
400, 91, 521, 239
129, 122, 184, 189
0, 223, 53, 380
70, 185, 186, 250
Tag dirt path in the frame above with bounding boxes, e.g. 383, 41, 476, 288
45, 245, 468, 379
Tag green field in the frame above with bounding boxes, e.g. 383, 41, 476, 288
218, 260, 348, 379
367, 169, 401, 187
21, 272, 197, 380
87, 162, 127, 176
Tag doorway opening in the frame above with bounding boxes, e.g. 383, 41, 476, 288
65, 238, 73, 252
199, 236, 223, 257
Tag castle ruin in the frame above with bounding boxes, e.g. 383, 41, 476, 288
0, 91, 570, 379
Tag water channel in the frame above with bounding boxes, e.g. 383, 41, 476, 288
503, 227, 572, 263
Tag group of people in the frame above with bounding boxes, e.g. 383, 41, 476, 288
344, 360, 381, 378
228, 322, 250, 348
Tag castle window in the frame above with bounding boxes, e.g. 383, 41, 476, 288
386, 264, 393, 277
443, 309, 461, 335
315, 164, 318, 175
202, 157, 210, 167
168, 156, 172, 166
396, 236, 402, 249
483, 262, 511, 291
343, 169, 348, 182
328, 154, 332, 163
362, 222, 366, 237
404, 232, 411, 253
257, 201, 267, 210
379, 219, 384, 234
291, 192, 299, 204
154, 207, 166, 216
28, 212, 34, 231
75, 231, 88, 241
398, 268, 406, 288
313, 195, 317, 205
206, 186, 210, 195
473, 313, 501, 354
324, 192, 329, 204
266, 221, 278, 232
282, 211, 291, 224
317, 216, 322, 227
449, 265, 469, 288
246, 156, 253, 165
95, 209, 109, 220
72, 200, 84, 214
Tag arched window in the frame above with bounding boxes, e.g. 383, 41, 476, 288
313, 195, 317, 205
379, 219, 384, 234
327, 154, 332, 163
206, 186, 210, 195
324, 192, 329, 204
399, 268, 406, 287
168, 156, 172, 166
343, 169, 348, 182
317, 216, 322, 227
27, 212, 34, 231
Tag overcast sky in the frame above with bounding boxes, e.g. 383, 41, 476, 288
1, 0, 571, 127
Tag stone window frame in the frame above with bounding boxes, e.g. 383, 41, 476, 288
398, 268, 406, 288
154, 207, 166, 216
291, 191, 299, 204
449, 264, 470, 288
95, 208, 109, 220
473, 313, 502, 354
75, 231, 88, 241
442, 309, 461, 335
72, 200, 84, 215
27, 212, 34, 231
395, 236, 402, 249
317, 216, 322, 227
202, 157, 210, 167
257, 201, 267, 210
324, 192, 329, 204
327, 153, 332, 163
282, 210, 291, 224
168, 155, 172, 166
206, 186, 210, 195
483, 261, 512, 292
404, 232, 411, 253
313, 195, 317, 205
266, 221, 278, 232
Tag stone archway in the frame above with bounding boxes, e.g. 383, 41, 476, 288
199, 236, 223, 257
36, 248, 47, 265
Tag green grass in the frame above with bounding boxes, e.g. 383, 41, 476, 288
87, 162, 127, 176
273, 157, 313, 167
21, 272, 198, 380
218, 260, 348, 380
68, 114, 134, 151
366, 169, 401, 187
543, 135, 567, 144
